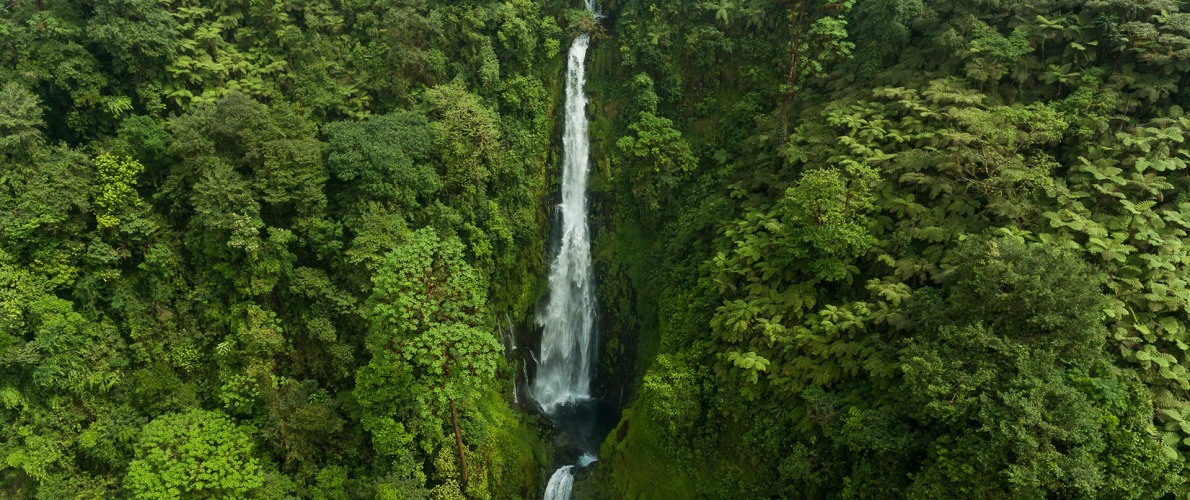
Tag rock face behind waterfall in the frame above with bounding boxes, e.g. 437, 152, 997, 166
532, 30, 597, 415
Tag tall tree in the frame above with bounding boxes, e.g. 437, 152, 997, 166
355, 228, 502, 492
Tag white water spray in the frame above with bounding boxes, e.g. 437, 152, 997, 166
532, 12, 597, 414
543, 465, 575, 500
543, 454, 597, 500
537, 4, 602, 499
506, 313, 518, 351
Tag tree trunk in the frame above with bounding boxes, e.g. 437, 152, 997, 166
781, 0, 811, 136
451, 399, 469, 488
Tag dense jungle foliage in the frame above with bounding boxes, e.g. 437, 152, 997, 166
587, 0, 1190, 497
4, 0, 1190, 498
0, 0, 574, 497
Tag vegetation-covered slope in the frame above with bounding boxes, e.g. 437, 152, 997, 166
0, 0, 577, 497
587, 0, 1190, 497
6, 0, 1190, 498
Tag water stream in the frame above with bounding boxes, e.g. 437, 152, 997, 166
543, 454, 598, 500
543, 465, 575, 500
532, 25, 596, 415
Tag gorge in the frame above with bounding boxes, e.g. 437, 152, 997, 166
533, 1, 605, 498
4, 0, 1190, 497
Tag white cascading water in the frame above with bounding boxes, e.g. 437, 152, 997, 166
538, 3, 600, 499
543, 454, 597, 500
532, 7, 596, 415
543, 465, 575, 500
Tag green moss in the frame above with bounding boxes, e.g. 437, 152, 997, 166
599, 399, 783, 498
597, 409, 697, 499
474, 389, 549, 500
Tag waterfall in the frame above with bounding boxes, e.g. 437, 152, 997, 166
532, 15, 596, 415
506, 313, 518, 351
543, 465, 575, 500
537, 4, 601, 499
544, 454, 597, 500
